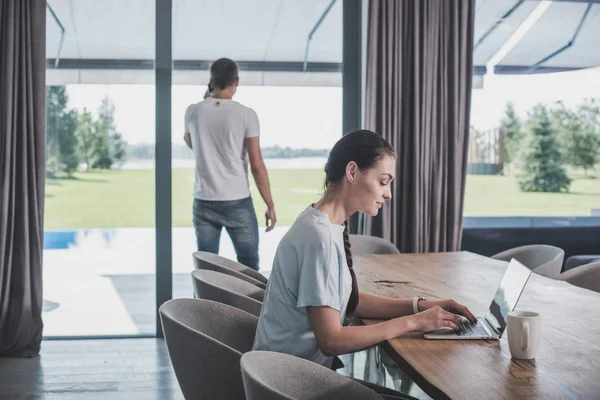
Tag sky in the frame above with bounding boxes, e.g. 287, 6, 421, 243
66, 85, 343, 149
65, 66, 600, 149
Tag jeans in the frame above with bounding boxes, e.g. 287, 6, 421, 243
193, 196, 260, 270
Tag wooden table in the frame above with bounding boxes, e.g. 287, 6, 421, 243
354, 251, 600, 400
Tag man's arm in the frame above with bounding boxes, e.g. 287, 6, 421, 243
183, 132, 192, 149
246, 137, 276, 232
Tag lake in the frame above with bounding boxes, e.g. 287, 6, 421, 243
121, 157, 328, 170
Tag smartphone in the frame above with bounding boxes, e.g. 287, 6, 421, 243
207, 83, 213, 93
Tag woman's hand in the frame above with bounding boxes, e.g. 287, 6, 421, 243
422, 299, 476, 323
410, 306, 463, 332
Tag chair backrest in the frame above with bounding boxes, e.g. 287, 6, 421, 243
159, 298, 258, 400
241, 351, 383, 400
193, 251, 267, 289
192, 269, 264, 317
349, 234, 400, 257
491, 244, 565, 278
558, 261, 600, 293
565, 254, 600, 271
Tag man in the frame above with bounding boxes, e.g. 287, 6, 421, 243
184, 58, 276, 271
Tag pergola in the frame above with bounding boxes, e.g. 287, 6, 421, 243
46, 0, 600, 87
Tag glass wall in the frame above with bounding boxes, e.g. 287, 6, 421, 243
42, 0, 355, 337
43, 0, 156, 336
466, 0, 600, 219
466, 68, 600, 218
170, 0, 343, 299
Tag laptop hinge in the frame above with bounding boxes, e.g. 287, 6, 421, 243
484, 316, 501, 336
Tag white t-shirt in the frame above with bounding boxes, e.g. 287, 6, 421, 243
252, 206, 353, 368
185, 97, 260, 201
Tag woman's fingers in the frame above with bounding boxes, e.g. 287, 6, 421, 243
444, 319, 460, 330
456, 303, 476, 322
440, 309, 462, 330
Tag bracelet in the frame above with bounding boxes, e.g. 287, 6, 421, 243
413, 296, 426, 314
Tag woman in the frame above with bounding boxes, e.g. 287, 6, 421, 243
253, 130, 475, 394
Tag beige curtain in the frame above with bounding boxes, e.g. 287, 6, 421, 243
0, 0, 46, 356
364, 0, 475, 253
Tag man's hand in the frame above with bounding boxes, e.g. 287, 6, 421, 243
183, 132, 192, 150
265, 206, 276, 232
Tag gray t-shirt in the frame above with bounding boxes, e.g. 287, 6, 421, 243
185, 97, 260, 201
252, 206, 352, 367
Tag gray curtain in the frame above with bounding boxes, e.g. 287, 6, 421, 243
364, 0, 474, 253
0, 0, 46, 357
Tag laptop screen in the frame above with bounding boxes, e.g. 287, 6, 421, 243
484, 259, 532, 335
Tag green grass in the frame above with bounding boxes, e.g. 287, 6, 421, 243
45, 169, 326, 229
463, 175, 600, 216
45, 169, 600, 229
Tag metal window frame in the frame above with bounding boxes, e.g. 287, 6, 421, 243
46, 58, 342, 73
343, 0, 363, 234
44, 0, 358, 339
155, 0, 172, 338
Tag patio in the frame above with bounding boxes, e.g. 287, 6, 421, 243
42, 227, 286, 336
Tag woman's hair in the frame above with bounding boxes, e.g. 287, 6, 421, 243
324, 130, 395, 316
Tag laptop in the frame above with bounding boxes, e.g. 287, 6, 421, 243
423, 258, 531, 340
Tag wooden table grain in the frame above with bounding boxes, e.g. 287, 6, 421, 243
354, 251, 600, 400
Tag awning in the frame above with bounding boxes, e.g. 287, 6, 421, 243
495, 0, 600, 74
472, 0, 542, 74
46, 0, 600, 86
473, 0, 600, 75
46, 0, 343, 86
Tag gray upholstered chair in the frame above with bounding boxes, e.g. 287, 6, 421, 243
241, 351, 385, 400
349, 234, 399, 256
193, 251, 267, 289
491, 244, 565, 278
564, 254, 600, 272
557, 261, 600, 293
191, 269, 264, 317
159, 298, 258, 400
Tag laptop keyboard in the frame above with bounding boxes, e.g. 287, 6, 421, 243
457, 319, 490, 337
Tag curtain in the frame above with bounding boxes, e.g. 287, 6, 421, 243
364, 0, 475, 253
0, 0, 46, 357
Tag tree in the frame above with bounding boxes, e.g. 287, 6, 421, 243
76, 109, 96, 171
59, 110, 80, 173
92, 96, 121, 169
552, 101, 599, 177
92, 97, 114, 169
519, 105, 571, 193
46, 86, 79, 175
574, 98, 600, 175
577, 98, 600, 131
111, 132, 127, 166
570, 131, 600, 177
127, 143, 155, 160
500, 102, 522, 166
91, 125, 112, 169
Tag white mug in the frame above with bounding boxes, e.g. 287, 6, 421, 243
507, 311, 541, 360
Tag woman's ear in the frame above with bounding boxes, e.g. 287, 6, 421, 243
345, 161, 358, 183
